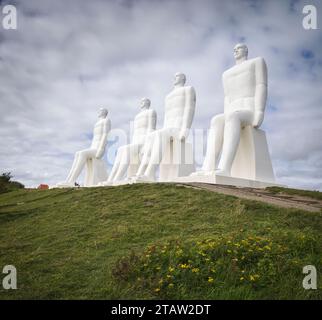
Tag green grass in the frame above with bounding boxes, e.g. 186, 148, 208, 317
267, 186, 322, 201
0, 184, 321, 300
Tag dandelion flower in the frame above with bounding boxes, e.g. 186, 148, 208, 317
208, 277, 214, 283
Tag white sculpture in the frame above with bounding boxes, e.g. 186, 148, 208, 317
104, 98, 156, 184
192, 43, 274, 183
133, 72, 196, 182
56, 108, 111, 187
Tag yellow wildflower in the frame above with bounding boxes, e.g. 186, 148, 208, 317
154, 288, 160, 292
208, 277, 214, 283
168, 266, 175, 272
192, 268, 199, 273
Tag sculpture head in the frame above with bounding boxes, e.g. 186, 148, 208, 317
140, 97, 151, 110
174, 72, 186, 87
98, 108, 108, 118
233, 43, 248, 64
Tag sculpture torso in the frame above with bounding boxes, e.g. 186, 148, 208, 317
223, 57, 261, 114
132, 109, 156, 145
164, 86, 190, 129
90, 118, 110, 150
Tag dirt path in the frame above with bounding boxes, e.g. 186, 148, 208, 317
177, 183, 322, 213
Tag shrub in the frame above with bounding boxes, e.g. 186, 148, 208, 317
112, 234, 320, 299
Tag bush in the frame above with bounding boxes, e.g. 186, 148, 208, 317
0, 172, 24, 194
0, 172, 12, 182
112, 234, 321, 299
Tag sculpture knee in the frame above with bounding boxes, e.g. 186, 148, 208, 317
226, 111, 241, 124
210, 114, 224, 128
78, 150, 90, 160
117, 145, 128, 157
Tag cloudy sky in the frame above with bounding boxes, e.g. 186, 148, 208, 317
0, 0, 321, 190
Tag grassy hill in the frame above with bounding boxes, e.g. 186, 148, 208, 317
0, 184, 321, 300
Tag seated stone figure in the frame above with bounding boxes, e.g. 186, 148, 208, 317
103, 98, 156, 184
133, 72, 196, 182
57, 108, 111, 187
193, 43, 272, 179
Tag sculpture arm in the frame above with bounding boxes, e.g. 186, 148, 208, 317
147, 110, 157, 134
224, 96, 229, 114
179, 86, 196, 141
253, 57, 268, 128
95, 118, 111, 159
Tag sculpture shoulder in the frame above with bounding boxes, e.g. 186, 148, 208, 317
184, 86, 196, 99
102, 118, 111, 128
223, 57, 266, 77
251, 56, 266, 67
136, 109, 156, 119
222, 66, 235, 79
148, 109, 157, 118
252, 57, 267, 83
252, 56, 265, 63
184, 85, 195, 93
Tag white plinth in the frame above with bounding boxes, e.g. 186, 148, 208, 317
231, 126, 275, 182
84, 158, 108, 187
159, 139, 195, 182
174, 174, 281, 189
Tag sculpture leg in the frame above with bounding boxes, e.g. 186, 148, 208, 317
108, 146, 124, 182
217, 111, 253, 175
201, 114, 225, 172
144, 129, 170, 179
66, 149, 96, 183
136, 133, 155, 177
66, 151, 83, 182
113, 144, 138, 181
